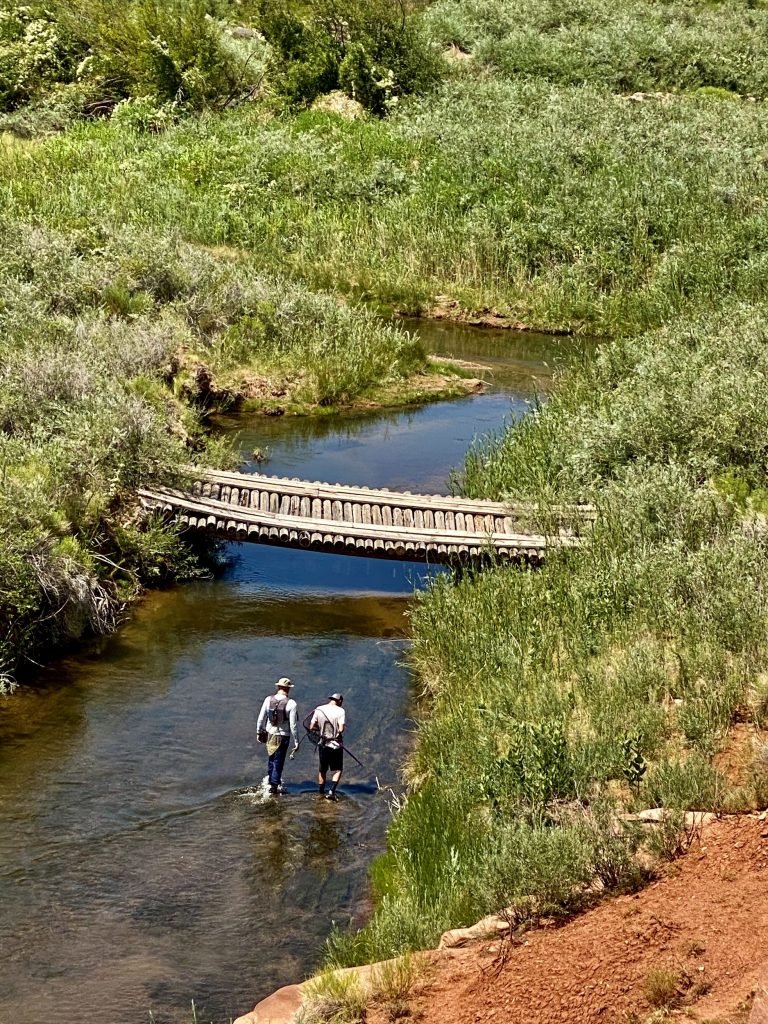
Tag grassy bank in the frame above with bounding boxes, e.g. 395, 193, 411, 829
327, 310, 768, 968
0, 221, 430, 681
2, 80, 768, 336
270, 0, 768, 980
426, 0, 768, 96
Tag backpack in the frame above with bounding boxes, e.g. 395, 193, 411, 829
268, 695, 288, 727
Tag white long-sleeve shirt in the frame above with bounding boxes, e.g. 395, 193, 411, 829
257, 694, 298, 746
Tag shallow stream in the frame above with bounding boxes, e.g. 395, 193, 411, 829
0, 323, 563, 1024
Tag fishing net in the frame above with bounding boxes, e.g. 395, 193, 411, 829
302, 711, 322, 751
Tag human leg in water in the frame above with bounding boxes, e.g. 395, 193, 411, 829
267, 735, 290, 794
318, 744, 344, 800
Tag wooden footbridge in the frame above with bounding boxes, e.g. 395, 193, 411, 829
138, 470, 588, 565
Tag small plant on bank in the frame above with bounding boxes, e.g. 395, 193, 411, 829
371, 952, 428, 1018
300, 971, 368, 1024
643, 967, 683, 1010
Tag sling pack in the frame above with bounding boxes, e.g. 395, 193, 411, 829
268, 695, 288, 727
303, 710, 334, 747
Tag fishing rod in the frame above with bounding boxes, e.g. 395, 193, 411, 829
338, 740, 367, 771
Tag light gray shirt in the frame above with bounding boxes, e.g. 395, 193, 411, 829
257, 694, 298, 746
310, 703, 346, 749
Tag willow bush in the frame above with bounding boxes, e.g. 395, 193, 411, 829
0, 0, 264, 123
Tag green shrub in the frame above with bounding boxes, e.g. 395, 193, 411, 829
256, 0, 442, 113
0, 2, 80, 110
55, 0, 261, 109
643, 967, 682, 1010
643, 756, 727, 812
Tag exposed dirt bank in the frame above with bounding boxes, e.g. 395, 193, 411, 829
411, 295, 574, 335
234, 814, 768, 1024
395, 814, 768, 1024
176, 354, 487, 418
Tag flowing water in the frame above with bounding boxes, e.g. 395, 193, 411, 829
0, 323, 564, 1024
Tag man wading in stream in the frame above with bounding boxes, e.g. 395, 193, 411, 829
310, 693, 346, 801
257, 677, 298, 795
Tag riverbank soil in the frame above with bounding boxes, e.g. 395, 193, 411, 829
392, 814, 768, 1024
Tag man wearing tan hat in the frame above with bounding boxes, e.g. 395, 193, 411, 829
256, 677, 299, 795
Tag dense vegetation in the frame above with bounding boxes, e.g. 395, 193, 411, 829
0, 0, 438, 682
0, 222, 423, 681
329, 309, 768, 964
3, 0, 768, 992
2, 82, 767, 334
427, 0, 768, 96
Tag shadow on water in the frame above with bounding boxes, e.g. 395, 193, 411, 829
0, 325, 567, 1024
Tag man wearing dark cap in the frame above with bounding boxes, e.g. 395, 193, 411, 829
257, 677, 298, 795
310, 692, 346, 801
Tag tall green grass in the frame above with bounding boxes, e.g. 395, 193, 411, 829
459, 307, 768, 501
425, 0, 768, 97
328, 305, 768, 967
3, 78, 767, 334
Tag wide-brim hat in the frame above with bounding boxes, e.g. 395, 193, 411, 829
276, 677, 294, 689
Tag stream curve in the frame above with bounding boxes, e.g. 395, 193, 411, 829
0, 323, 562, 1024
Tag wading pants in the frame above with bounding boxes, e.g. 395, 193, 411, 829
268, 735, 290, 788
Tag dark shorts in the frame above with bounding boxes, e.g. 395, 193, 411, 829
319, 743, 343, 774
